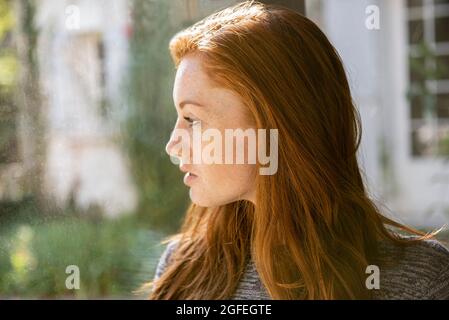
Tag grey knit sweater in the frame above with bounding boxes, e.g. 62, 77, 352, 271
153, 235, 449, 299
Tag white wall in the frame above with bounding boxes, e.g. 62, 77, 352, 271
314, 0, 449, 227
36, 0, 137, 217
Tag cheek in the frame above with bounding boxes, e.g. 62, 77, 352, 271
188, 163, 256, 207
200, 163, 256, 192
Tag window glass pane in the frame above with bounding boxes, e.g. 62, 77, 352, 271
435, 16, 449, 42
437, 94, 449, 118
435, 55, 449, 80
408, 0, 423, 7
408, 0, 449, 157
409, 19, 424, 44
411, 95, 425, 118
409, 56, 427, 82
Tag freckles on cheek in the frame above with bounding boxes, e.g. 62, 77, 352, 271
206, 165, 229, 182
198, 165, 232, 189
223, 165, 254, 186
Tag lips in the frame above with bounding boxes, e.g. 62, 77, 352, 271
183, 172, 198, 186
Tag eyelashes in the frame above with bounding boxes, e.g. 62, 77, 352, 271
183, 116, 201, 127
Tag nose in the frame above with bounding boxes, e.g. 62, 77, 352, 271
165, 131, 181, 157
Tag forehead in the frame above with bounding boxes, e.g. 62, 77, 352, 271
171, 54, 254, 125
173, 54, 213, 104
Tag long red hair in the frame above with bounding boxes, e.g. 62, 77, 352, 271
148, 1, 442, 299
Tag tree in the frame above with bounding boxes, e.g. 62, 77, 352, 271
125, 0, 189, 232
0, 0, 18, 165
13, 0, 46, 206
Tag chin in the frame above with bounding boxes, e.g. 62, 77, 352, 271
189, 188, 232, 207
189, 189, 219, 207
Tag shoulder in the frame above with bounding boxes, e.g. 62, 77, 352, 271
153, 238, 181, 281
379, 234, 449, 264
375, 235, 449, 299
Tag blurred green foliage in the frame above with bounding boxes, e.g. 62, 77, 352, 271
0, 0, 14, 40
125, 0, 189, 233
0, 198, 166, 298
0, 0, 19, 163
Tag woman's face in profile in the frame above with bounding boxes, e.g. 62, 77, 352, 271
166, 53, 257, 207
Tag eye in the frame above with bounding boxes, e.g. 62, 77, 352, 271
183, 116, 201, 127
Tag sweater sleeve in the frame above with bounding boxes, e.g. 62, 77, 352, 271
427, 260, 449, 299
425, 240, 449, 300
153, 239, 180, 281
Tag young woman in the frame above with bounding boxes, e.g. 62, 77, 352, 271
148, 1, 449, 299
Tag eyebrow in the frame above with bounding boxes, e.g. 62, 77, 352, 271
179, 100, 204, 109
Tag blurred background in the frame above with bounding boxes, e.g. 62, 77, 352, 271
0, 0, 447, 298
